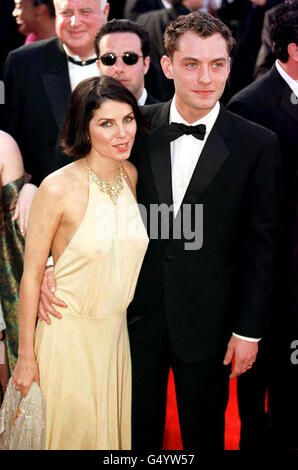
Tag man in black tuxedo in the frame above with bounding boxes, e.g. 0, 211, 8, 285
228, 1, 298, 449
94, 19, 159, 105
126, 10, 281, 450
39, 11, 281, 450
1, 0, 110, 187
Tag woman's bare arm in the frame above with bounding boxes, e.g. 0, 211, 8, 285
13, 174, 66, 395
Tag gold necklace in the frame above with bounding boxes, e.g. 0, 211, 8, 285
87, 163, 127, 205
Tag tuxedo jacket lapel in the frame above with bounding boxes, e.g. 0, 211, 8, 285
280, 84, 298, 122
148, 101, 173, 207
271, 66, 298, 123
181, 110, 230, 208
147, 103, 233, 211
41, 39, 71, 129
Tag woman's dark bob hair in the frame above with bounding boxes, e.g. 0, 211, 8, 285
61, 75, 147, 159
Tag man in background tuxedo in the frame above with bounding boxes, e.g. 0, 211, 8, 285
228, 1, 298, 449
94, 19, 160, 105
1, 0, 110, 187
39, 11, 281, 450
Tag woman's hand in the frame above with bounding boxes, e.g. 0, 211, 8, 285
12, 354, 40, 397
12, 183, 38, 236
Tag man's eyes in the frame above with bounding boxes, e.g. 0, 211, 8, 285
184, 62, 225, 69
59, 9, 93, 16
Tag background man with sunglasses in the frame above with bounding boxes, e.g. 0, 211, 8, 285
94, 19, 160, 106
1, 0, 110, 187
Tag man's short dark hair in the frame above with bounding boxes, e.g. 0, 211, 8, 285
94, 19, 150, 59
34, 0, 55, 17
270, 1, 298, 63
164, 10, 235, 59
61, 76, 147, 159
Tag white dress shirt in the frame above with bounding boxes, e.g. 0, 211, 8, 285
169, 97, 259, 343
138, 88, 148, 105
275, 60, 298, 98
170, 97, 220, 217
63, 45, 99, 91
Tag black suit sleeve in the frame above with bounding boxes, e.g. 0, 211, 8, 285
1, 53, 21, 141
234, 132, 281, 337
1, 53, 41, 185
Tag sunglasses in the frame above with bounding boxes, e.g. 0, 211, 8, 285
99, 52, 143, 66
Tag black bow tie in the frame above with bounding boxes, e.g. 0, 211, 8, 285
67, 56, 97, 66
166, 122, 206, 142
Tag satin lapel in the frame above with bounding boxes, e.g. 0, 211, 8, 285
41, 40, 71, 128
271, 66, 298, 123
148, 102, 173, 206
180, 106, 231, 208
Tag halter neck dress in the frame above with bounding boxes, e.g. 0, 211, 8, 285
35, 170, 148, 450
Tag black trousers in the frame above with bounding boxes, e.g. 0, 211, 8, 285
128, 301, 230, 451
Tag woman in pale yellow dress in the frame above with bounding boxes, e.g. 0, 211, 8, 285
12, 76, 148, 450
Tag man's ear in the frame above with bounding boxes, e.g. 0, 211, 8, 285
103, 3, 110, 21
143, 56, 150, 76
160, 55, 173, 80
227, 56, 231, 76
288, 43, 298, 62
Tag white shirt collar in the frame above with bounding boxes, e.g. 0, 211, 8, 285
170, 97, 220, 137
275, 60, 298, 97
138, 88, 148, 106
62, 44, 97, 62
63, 43, 99, 91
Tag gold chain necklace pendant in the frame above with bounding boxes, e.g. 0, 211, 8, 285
88, 163, 127, 205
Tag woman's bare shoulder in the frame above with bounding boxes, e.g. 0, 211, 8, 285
40, 160, 87, 196
0, 130, 19, 151
0, 131, 24, 183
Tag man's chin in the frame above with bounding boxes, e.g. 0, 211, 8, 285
17, 25, 27, 35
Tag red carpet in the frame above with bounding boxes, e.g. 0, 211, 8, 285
162, 368, 241, 450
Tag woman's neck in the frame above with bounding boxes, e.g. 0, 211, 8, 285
85, 154, 120, 183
